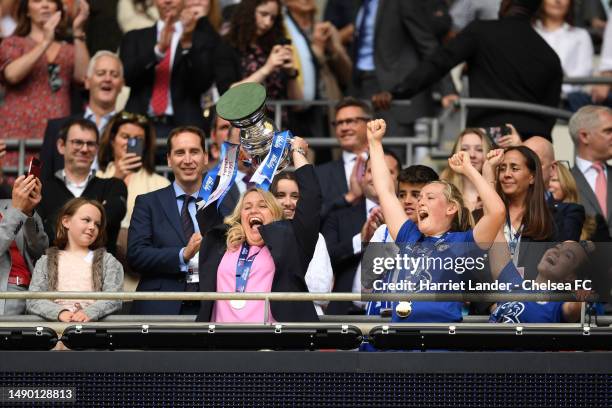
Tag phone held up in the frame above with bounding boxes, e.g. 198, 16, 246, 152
27, 157, 42, 179
127, 137, 144, 157
484, 125, 512, 146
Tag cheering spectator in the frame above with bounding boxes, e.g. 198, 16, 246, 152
322, 148, 400, 315
483, 146, 555, 280
270, 170, 333, 315
315, 97, 371, 218
367, 119, 505, 322
27, 198, 123, 322
40, 50, 125, 181
283, 0, 352, 139
214, 0, 302, 105
440, 128, 491, 211
363, 165, 439, 318
0, 174, 48, 315
534, 0, 594, 111
195, 136, 320, 323
0, 0, 90, 169
127, 126, 208, 315
96, 111, 170, 287
119, 0, 219, 138
350, 0, 457, 137
37, 119, 127, 256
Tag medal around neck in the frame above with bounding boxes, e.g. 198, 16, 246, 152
230, 299, 247, 310
216, 83, 293, 189
395, 301, 412, 318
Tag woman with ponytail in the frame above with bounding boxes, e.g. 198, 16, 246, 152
366, 119, 506, 323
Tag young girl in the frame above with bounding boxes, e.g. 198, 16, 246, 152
440, 128, 491, 211
367, 119, 505, 322
27, 198, 123, 322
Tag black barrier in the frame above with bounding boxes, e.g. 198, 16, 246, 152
61, 324, 363, 351
369, 325, 612, 351
0, 327, 57, 350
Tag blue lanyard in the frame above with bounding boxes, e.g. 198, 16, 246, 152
235, 242, 261, 293
506, 217, 522, 257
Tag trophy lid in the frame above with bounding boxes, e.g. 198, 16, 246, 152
216, 82, 267, 121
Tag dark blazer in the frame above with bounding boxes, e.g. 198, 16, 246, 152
37, 175, 127, 256
367, 0, 456, 125
321, 199, 366, 314
315, 159, 349, 219
572, 165, 612, 239
128, 184, 195, 315
119, 17, 219, 127
195, 165, 321, 323
548, 198, 585, 242
40, 114, 82, 182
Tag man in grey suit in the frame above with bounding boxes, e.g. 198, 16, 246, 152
569, 105, 612, 240
0, 175, 48, 315
350, 0, 456, 137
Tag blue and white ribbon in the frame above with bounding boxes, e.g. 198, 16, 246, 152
250, 130, 292, 191
197, 141, 240, 211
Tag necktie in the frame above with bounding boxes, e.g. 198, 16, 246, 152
592, 162, 608, 218
354, 0, 373, 57
181, 195, 195, 240
151, 48, 171, 116
243, 174, 255, 190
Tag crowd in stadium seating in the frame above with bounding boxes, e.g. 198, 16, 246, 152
0, 0, 611, 327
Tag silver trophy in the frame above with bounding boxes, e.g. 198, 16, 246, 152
215, 82, 292, 172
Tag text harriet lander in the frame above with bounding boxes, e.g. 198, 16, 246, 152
372, 279, 592, 292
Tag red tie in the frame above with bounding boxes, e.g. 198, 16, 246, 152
593, 162, 608, 218
151, 49, 171, 116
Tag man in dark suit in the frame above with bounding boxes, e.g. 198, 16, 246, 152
37, 119, 127, 256
373, 0, 563, 140
351, 0, 456, 137
323, 149, 400, 315
118, 0, 219, 139
128, 126, 208, 315
40, 51, 124, 181
569, 105, 612, 240
315, 97, 371, 219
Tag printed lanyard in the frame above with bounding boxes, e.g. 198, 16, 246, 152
235, 242, 261, 293
505, 217, 522, 257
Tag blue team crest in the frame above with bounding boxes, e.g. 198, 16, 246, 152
493, 302, 525, 323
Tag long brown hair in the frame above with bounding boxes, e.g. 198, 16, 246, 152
14, 0, 67, 37
226, 0, 286, 53
98, 112, 157, 174
54, 198, 107, 250
496, 146, 553, 240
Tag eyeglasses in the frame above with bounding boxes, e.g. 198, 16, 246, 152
47, 63, 62, 93
554, 160, 571, 169
118, 111, 149, 125
68, 139, 98, 150
331, 117, 370, 128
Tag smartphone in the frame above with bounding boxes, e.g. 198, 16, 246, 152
127, 137, 144, 157
484, 125, 511, 145
278, 38, 292, 46
27, 157, 42, 179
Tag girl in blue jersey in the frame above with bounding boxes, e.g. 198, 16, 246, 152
366, 119, 506, 322
487, 237, 588, 323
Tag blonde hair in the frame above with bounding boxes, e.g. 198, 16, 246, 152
225, 188, 284, 250
552, 164, 597, 240
440, 128, 491, 192
554, 163, 579, 203
428, 180, 474, 232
